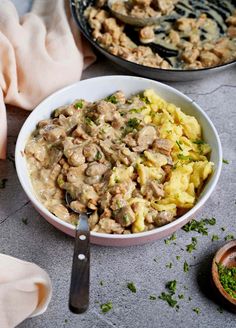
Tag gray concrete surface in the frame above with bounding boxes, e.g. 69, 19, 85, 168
1, 1, 236, 327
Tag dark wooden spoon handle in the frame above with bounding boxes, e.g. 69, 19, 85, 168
69, 213, 90, 314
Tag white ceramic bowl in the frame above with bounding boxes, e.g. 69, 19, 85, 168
15, 76, 222, 246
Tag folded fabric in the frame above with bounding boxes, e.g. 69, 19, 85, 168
0, 0, 96, 159
0, 253, 52, 328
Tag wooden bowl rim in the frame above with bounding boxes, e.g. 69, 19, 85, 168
212, 240, 236, 306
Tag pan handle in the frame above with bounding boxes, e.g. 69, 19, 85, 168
69, 213, 90, 314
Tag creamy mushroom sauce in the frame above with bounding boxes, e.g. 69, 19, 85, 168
25, 90, 213, 234
85, 0, 236, 69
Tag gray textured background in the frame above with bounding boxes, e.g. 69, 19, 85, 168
0, 1, 236, 327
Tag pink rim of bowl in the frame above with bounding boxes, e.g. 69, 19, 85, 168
15, 76, 222, 246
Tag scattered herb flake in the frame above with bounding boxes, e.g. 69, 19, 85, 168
178, 294, 184, 299
64, 319, 68, 324
193, 307, 201, 314
182, 218, 216, 235
221, 227, 226, 232
203, 217, 216, 226
184, 261, 189, 273
153, 258, 158, 262
188, 297, 192, 301
186, 237, 197, 253
100, 301, 113, 313
164, 234, 176, 245
100, 281, 104, 286
159, 292, 177, 307
193, 140, 205, 145
176, 255, 180, 260
95, 151, 102, 161
149, 295, 157, 300
225, 234, 234, 241
127, 118, 140, 129
177, 154, 193, 161
212, 234, 219, 242
222, 159, 229, 164
130, 107, 145, 114
105, 95, 118, 104
0, 178, 8, 189
74, 100, 83, 109
166, 280, 177, 293
21, 218, 28, 225
127, 282, 136, 293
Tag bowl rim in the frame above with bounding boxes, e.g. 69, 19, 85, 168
15, 75, 222, 240
70, 0, 236, 74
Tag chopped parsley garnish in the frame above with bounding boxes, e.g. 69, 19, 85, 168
182, 218, 216, 235
225, 234, 234, 241
139, 94, 151, 104
105, 95, 118, 104
186, 237, 197, 253
159, 292, 177, 307
127, 118, 140, 129
0, 178, 8, 189
193, 140, 205, 145
164, 234, 176, 245
217, 263, 236, 299
177, 154, 193, 161
100, 301, 113, 313
123, 214, 130, 224
166, 280, 177, 293
222, 159, 229, 164
149, 295, 157, 300
203, 217, 216, 225
176, 140, 183, 151
95, 151, 102, 161
74, 100, 83, 109
127, 282, 136, 293
211, 234, 219, 242
184, 261, 189, 273
130, 107, 145, 113
193, 307, 200, 314
21, 218, 28, 225
84, 116, 94, 126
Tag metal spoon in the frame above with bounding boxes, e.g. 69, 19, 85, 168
65, 191, 92, 314
107, 0, 163, 27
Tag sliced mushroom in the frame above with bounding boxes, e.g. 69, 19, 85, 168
153, 211, 175, 227
86, 162, 108, 176
133, 125, 157, 151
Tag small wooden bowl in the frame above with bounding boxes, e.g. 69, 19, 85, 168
212, 240, 236, 309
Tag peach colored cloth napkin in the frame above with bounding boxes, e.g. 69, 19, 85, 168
0, 253, 52, 328
0, 0, 96, 159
